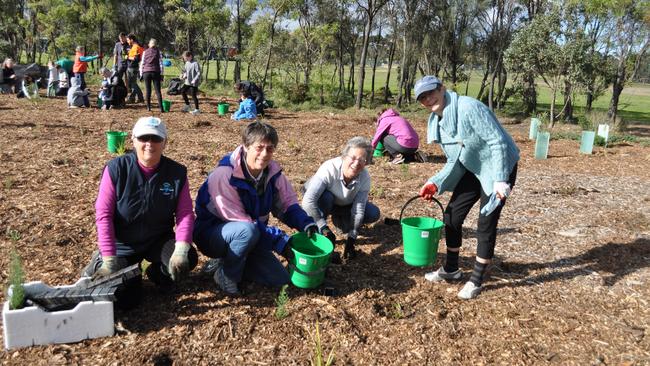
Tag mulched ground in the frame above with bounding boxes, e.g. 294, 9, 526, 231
0, 93, 649, 365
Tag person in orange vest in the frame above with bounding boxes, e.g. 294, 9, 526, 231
126, 34, 144, 103
73, 45, 98, 91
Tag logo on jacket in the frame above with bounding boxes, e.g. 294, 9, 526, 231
160, 182, 175, 196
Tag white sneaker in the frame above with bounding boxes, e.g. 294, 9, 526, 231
181, 104, 191, 112
190, 109, 200, 115
458, 281, 482, 300
424, 267, 462, 282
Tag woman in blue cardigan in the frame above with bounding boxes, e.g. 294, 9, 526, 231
415, 75, 519, 300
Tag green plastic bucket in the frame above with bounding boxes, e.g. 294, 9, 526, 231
217, 103, 229, 115
97, 99, 103, 108
288, 232, 334, 289
400, 196, 445, 267
373, 141, 385, 157
106, 131, 128, 153
162, 100, 172, 112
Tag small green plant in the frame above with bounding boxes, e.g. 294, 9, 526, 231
115, 141, 126, 156
391, 302, 405, 319
400, 163, 410, 178
310, 320, 335, 366
369, 185, 385, 199
6, 227, 21, 242
3, 177, 15, 190
274, 284, 289, 319
7, 247, 26, 310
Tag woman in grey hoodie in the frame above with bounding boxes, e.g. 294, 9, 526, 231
67, 75, 90, 108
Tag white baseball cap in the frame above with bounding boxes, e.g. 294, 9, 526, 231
414, 75, 443, 101
132, 117, 167, 139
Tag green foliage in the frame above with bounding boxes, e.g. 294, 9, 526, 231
310, 320, 335, 366
6, 237, 25, 310
274, 284, 289, 319
391, 302, 404, 319
6, 227, 21, 242
115, 140, 126, 156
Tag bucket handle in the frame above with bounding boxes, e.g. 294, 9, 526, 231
399, 195, 445, 222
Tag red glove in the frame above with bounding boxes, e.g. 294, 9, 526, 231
419, 182, 438, 200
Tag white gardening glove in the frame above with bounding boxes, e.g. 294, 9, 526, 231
168, 241, 191, 281
493, 181, 511, 200
92, 256, 121, 280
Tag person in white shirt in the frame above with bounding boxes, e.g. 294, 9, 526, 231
301, 137, 380, 260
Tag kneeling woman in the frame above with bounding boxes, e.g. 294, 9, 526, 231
301, 137, 380, 260
193, 122, 317, 296
83, 117, 198, 294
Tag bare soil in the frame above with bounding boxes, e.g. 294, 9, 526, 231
0, 94, 649, 365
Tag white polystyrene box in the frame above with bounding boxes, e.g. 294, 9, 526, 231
3, 278, 114, 350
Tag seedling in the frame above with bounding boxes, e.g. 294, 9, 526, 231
274, 284, 289, 319
115, 141, 126, 156
310, 320, 335, 366
3, 177, 15, 190
391, 302, 405, 319
7, 247, 25, 310
6, 227, 21, 242
400, 163, 410, 178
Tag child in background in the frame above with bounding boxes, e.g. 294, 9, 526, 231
67, 75, 90, 108
98, 67, 114, 110
231, 88, 257, 120
180, 51, 201, 115
18, 75, 39, 99
47, 61, 60, 97
2, 58, 17, 94
57, 67, 69, 96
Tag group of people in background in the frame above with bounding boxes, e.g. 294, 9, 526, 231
79, 74, 520, 303
1, 32, 271, 120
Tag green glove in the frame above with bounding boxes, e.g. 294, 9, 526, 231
92, 255, 120, 280
168, 241, 191, 281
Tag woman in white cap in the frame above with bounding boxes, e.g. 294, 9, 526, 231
82, 117, 198, 303
414, 75, 519, 299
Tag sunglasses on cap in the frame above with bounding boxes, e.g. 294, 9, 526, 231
136, 134, 164, 143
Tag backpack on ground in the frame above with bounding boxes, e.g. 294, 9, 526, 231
167, 78, 183, 95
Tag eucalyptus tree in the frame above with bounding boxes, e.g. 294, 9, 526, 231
354, 0, 389, 108
230, 0, 257, 82
259, 0, 298, 89
607, 0, 649, 122
164, 0, 230, 56
474, 0, 523, 110
0, 0, 25, 60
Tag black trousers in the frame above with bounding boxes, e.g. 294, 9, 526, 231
181, 85, 199, 109
142, 72, 163, 111
382, 134, 418, 158
444, 164, 518, 259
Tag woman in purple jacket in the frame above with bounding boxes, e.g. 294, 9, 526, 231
194, 121, 317, 296
139, 38, 164, 112
371, 108, 422, 164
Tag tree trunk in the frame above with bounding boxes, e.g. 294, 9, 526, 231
383, 40, 395, 104
563, 79, 573, 122
262, 11, 279, 90
234, 0, 242, 82
523, 72, 537, 114
98, 21, 104, 69
608, 57, 626, 122
355, 12, 373, 108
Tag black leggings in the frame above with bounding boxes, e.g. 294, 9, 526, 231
444, 164, 518, 259
181, 85, 199, 110
382, 134, 418, 158
142, 72, 163, 112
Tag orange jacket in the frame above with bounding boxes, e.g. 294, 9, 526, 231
73, 51, 87, 73
127, 43, 144, 68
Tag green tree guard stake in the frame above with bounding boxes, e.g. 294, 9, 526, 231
529, 118, 541, 140
534, 132, 550, 160
580, 131, 595, 154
